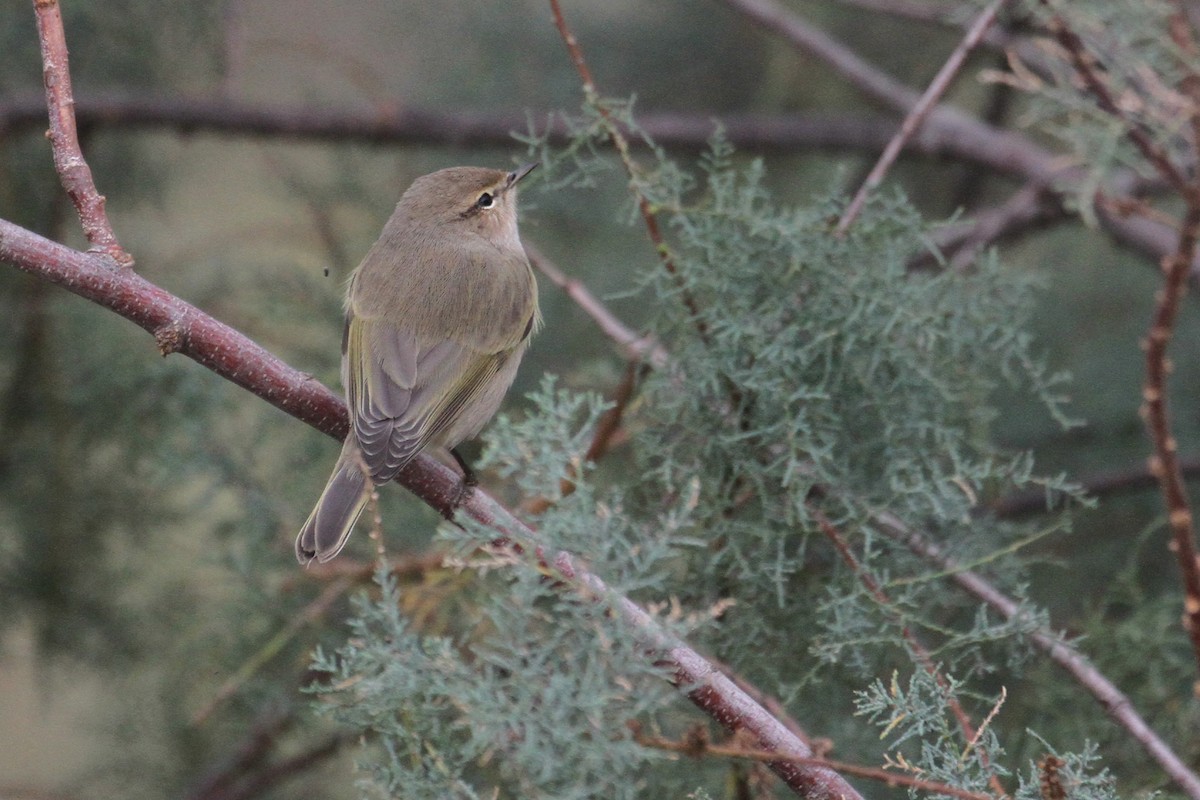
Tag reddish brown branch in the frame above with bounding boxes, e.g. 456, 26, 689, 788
0, 218, 865, 800
1046, 2, 1200, 683
521, 357, 644, 517
32, 0, 131, 267
1044, 8, 1192, 196
1141, 20, 1200, 676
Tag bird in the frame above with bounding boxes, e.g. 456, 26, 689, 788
296, 163, 541, 564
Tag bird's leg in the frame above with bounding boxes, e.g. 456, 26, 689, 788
448, 446, 478, 510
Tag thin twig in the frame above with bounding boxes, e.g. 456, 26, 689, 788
1043, 6, 1191, 196
548, 0, 710, 344
525, 243, 667, 367
991, 454, 1200, 519
1046, 0, 1200, 684
629, 723, 997, 800
813, 510, 1009, 798
184, 708, 293, 800
1143, 6, 1200, 680
207, 735, 347, 800
191, 576, 355, 726
32, 0, 131, 266
836, 0, 1010, 234
923, 182, 1065, 272
8, 92, 1200, 279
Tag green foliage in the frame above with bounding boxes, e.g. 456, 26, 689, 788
312, 114, 1102, 798
1021, 0, 1191, 206
6, 3, 1200, 799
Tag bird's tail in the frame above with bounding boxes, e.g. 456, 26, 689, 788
295, 442, 372, 564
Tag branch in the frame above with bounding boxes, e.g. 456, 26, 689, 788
0, 218, 864, 800
7, 91, 1200, 278
32, 0, 130, 266
191, 576, 356, 726
202, 735, 347, 800
548, 0, 710, 345
716, 0, 1200, 280
628, 723, 998, 800
0, 93, 971, 162
991, 455, 1200, 519
1043, 7, 1192, 195
1043, 1, 1200, 682
814, 511, 1008, 797
924, 182, 1068, 271
875, 512, 1200, 800
526, 242, 666, 368
836, 0, 1010, 234
1141, 9, 1200, 678
184, 709, 293, 800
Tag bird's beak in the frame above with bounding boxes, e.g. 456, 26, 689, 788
508, 162, 538, 187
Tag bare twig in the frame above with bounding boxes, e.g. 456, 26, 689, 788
548, 0, 709, 343
991, 455, 1200, 519
8, 92, 1200, 278
717, 0, 1052, 178
520, 542, 858, 799
191, 576, 355, 726
836, 0, 1010, 234
184, 709, 293, 800
925, 182, 1066, 272
0, 93, 972, 164
32, 0, 131, 266
202, 735, 347, 800
1144, 9, 1200, 680
525, 243, 667, 368
1043, 7, 1192, 196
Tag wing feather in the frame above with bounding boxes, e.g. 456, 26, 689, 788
344, 315, 515, 484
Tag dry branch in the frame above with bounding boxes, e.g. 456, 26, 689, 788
0, 215, 866, 800
32, 0, 130, 266
837, 0, 1010, 234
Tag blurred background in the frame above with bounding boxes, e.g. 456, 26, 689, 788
2, 0, 1197, 797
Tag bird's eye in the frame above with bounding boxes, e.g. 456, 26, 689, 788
476, 192, 495, 209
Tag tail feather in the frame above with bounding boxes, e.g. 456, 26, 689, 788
296, 450, 372, 564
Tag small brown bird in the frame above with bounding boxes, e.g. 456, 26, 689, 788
296, 164, 541, 564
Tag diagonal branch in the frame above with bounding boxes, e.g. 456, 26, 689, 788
813, 510, 1008, 797
548, 0, 710, 344
0, 217, 865, 800
875, 511, 1200, 800
836, 0, 1010, 234
32, 0, 131, 266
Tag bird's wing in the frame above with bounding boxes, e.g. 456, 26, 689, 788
345, 314, 509, 484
